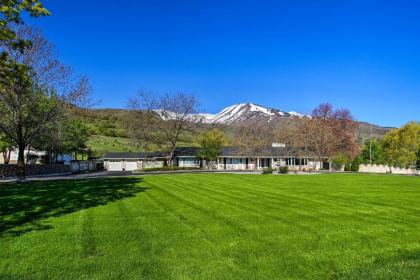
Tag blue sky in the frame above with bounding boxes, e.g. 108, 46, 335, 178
28, 0, 420, 127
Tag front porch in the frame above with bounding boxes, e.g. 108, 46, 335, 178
217, 157, 273, 170
216, 157, 323, 171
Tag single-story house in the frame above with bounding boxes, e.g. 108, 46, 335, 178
102, 151, 167, 171
102, 144, 329, 171
0, 149, 74, 165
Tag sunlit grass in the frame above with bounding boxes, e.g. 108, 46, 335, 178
0, 174, 419, 279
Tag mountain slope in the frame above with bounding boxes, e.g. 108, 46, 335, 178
83, 103, 392, 154
158, 103, 306, 124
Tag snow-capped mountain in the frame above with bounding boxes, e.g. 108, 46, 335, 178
156, 103, 306, 124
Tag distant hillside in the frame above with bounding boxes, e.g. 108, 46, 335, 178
82, 105, 392, 155
81, 109, 199, 155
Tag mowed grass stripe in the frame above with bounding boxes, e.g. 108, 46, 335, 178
197, 174, 420, 225
0, 174, 419, 279
145, 179, 249, 234
155, 175, 318, 233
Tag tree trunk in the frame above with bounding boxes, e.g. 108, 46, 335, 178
6, 150, 11, 164
168, 148, 175, 166
2, 150, 11, 164
143, 153, 147, 170
17, 143, 26, 182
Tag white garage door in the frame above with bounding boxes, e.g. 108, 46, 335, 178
107, 161, 123, 171
124, 161, 138, 171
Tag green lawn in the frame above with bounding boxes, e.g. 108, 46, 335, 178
0, 174, 419, 279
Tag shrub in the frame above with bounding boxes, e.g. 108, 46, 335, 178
351, 156, 361, 172
279, 166, 289, 174
344, 163, 352, 171
331, 154, 348, 171
262, 167, 273, 174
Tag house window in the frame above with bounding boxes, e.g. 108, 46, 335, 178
286, 158, 297, 166
287, 158, 308, 166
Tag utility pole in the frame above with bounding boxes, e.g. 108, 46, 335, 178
369, 124, 372, 165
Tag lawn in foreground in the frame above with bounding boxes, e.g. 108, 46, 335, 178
0, 174, 419, 279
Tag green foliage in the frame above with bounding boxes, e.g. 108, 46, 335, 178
279, 166, 289, 174
262, 167, 273, 174
196, 129, 226, 166
350, 156, 361, 172
61, 118, 90, 155
417, 149, 420, 169
381, 122, 420, 168
0, 133, 12, 151
344, 163, 352, 172
330, 154, 348, 171
360, 138, 385, 164
0, 0, 50, 52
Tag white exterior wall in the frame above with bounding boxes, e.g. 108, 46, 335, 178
215, 157, 324, 171
308, 160, 323, 170
104, 160, 138, 171
217, 163, 255, 170
104, 160, 164, 171
178, 157, 200, 167
359, 164, 419, 175
105, 161, 124, 171
143, 161, 164, 169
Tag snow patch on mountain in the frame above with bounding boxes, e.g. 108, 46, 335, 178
156, 103, 307, 124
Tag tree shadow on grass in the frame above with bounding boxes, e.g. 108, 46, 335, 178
0, 177, 148, 237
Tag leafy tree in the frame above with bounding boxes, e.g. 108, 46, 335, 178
0, 17, 91, 180
0, 1, 50, 180
330, 153, 348, 171
32, 118, 90, 162
360, 138, 384, 164
350, 156, 361, 172
0, 133, 13, 164
416, 149, 420, 169
308, 103, 358, 164
0, 0, 50, 52
381, 122, 420, 168
61, 119, 90, 159
196, 129, 226, 169
0, 64, 58, 179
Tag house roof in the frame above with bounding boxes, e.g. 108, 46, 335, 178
102, 146, 319, 160
220, 146, 318, 158
102, 151, 166, 159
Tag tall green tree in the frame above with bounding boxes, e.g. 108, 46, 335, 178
360, 138, 385, 164
61, 119, 90, 160
0, 1, 50, 180
32, 118, 90, 162
381, 122, 420, 168
196, 129, 226, 169
0, 64, 59, 179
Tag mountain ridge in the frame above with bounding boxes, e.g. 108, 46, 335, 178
158, 102, 307, 124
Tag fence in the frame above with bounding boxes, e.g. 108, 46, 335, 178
0, 164, 71, 179
0, 161, 101, 179
359, 164, 419, 175
69, 161, 100, 173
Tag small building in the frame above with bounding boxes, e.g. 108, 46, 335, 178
102, 152, 166, 171
101, 145, 327, 172
0, 149, 74, 165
